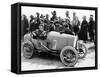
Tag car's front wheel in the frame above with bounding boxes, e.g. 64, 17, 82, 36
60, 46, 78, 67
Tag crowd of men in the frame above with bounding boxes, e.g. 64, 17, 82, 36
21, 10, 95, 43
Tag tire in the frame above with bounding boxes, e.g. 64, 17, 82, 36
78, 43, 87, 59
23, 41, 35, 59
60, 46, 78, 67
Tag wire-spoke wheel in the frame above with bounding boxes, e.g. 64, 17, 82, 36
78, 43, 87, 59
60, 46, 78, 67
23, 41, 34, 59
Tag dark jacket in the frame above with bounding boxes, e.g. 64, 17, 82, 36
88, 20, 95, 32
21, 17, 29, 37
30, 21, 37, 32
78, 20, 88, 41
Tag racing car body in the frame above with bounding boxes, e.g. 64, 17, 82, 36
23, 31, 87, 67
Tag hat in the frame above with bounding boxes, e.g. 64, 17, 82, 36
40, 14, 45, 18
36, 12, 39, 15
90, 14, 93, 17
73, 12, 76, 15
30, 15, 34, 19
52, 10, 56, 15
66, 11, 69, 15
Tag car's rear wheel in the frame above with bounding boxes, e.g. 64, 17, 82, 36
23, 41, 35, 59
78, 43, 87, 59
60, 46, 78, 67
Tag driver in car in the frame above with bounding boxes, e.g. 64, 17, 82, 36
31, 23, 49, 51
32, 23, 47, 40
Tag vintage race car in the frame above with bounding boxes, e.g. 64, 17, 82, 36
22, 31, 87, 67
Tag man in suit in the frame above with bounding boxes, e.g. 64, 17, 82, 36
50, 11, 58, 22
72, 12, 80, 35
88, 15, 95, 42
21, 14, 29, 38
65, 11, 72, 31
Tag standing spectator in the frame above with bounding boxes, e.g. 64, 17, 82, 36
65, 11, 70, 23
29, 15, 34, 32
55, 20, 61, 32
61, 21, 74, 35
40, 14, 45, 20
88, 15, 95, 42
44, 14, 50, 31
29, 15, 37, 32
21, 14, 29, 38
50, 10, 57, 22
49, 21, 56, 31
30, 15, 34, 24
36, 12, 41, 29
45, 14, 50, 24
45, 14, 49, 20
65, 11, 72, 31
78, 16, 88, 43
72, 12, 80, 35
40, 14, 45, 30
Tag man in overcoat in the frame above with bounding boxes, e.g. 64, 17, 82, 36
88, 15, 95, 42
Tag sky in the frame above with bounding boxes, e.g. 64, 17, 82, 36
21, 6, 95, 22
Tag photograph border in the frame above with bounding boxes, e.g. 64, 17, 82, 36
11, 2, 98, 74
